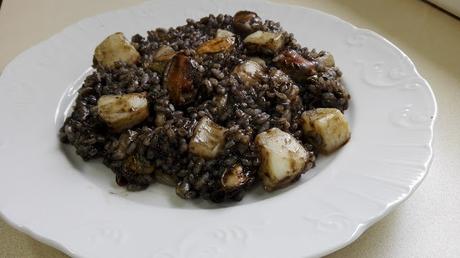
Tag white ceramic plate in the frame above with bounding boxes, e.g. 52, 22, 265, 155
0, 0, 437, 257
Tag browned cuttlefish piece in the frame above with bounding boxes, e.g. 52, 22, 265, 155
163, 53, 196, 105
197, 29, 235, 55
255, 128, 315, 191
94, 32, 140, 68
273, 49, 317, 82
197, 37, 235, 55
300, 108, 351, 154
97, 92, 149, 132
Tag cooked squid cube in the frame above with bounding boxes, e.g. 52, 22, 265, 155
189, 117, 227, 159
232, 60, 265, 87
255, 128, 314, 191
94, 32, 140, 68
197, 37, 235, 55
273, 50, 317, 82
97, 92, 149, 132
243, 31, 285, 55
301, 108, 351, 154
221, 165, 250, 190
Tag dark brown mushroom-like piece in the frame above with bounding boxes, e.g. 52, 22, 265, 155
233, 10, 262, 36
163, 53, 196, 105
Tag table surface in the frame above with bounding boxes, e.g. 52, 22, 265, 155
1, 0, 459, 257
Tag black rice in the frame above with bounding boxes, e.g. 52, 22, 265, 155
59, 12, 350, 203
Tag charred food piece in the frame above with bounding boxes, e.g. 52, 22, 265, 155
164, 53, 196, 105
273, 50, 317, 82
255, 128, 315, 191
97, 92, 149, 132
94, 32, 140, 68
244, 31, 286, 55
189, 117, 227, 159
233, 10, 262, 36
301, 108, 351, 154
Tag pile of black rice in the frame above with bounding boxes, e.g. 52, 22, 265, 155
59, 12, 349, 202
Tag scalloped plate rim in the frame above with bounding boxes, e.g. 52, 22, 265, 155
0, 0, 437, 257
